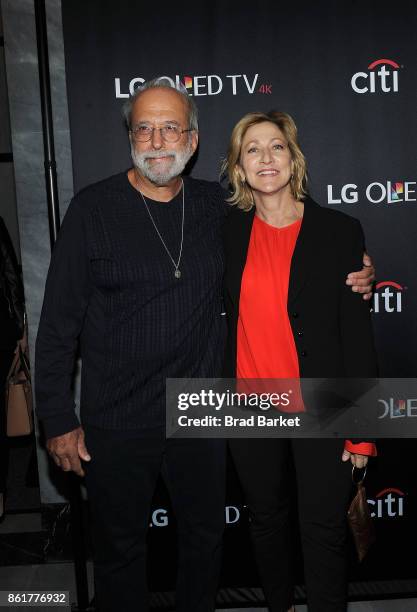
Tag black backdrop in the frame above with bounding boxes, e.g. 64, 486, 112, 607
60, 0, 417, 603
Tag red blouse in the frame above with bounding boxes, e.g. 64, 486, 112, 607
237, 214, 376, 456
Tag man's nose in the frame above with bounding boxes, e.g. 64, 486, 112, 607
151, 128, 163, 149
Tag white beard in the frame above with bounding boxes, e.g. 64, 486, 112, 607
131, 142, 194, 186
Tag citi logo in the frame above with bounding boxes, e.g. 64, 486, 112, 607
368, 488, 405, 518
115, 73, 263, 98
351, 59, 400, 94
372, 281, 405, 314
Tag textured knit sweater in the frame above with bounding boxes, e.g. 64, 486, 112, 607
35, 173, 227, 438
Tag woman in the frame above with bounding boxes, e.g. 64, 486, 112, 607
0, 216, 25, 520
222, 112, 377, 612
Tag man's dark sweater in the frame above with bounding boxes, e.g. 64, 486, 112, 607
35, 173, 227, 438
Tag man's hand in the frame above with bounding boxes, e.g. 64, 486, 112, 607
47, 426, 91, 477
341, 449, 368, 469
346, 252, 375, 301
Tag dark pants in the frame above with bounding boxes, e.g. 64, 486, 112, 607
0, 350, 14, 493
229, 438, 352, 612
84, 428, 226, 612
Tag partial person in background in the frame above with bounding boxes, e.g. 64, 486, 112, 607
0, 216, 25, 520
222, 111, 378, 612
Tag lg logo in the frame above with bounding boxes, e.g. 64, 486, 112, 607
327, 184, 358, 204
351, 59, 400, 94
149, 508, 168, 527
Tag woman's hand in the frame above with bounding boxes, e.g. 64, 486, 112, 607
341, 449, 368, 469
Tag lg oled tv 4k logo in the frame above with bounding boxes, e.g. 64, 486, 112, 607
115, 74, 272, 98
351, 59, 401, 94
372, 281, 405, 314
367, 488, 405, 518
149, 505, 243, 527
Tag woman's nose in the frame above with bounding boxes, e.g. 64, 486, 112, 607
260, 149, 272, 163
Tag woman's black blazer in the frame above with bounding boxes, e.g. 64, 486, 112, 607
222, 197, 378, 380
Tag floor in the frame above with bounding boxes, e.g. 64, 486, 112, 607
2, 416, 416, 610
0, 556, 416, 611
1, 511, 416, 611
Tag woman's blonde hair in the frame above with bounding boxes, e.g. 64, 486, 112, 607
221, 111, 307, 211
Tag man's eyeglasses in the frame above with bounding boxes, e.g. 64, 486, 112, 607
130, 124, 192, 143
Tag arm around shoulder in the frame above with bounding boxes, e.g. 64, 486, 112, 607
340, 219, 378, 458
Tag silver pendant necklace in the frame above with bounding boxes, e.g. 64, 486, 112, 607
137, 178, 184, 279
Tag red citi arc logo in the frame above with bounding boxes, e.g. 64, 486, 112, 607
351, 59, 400, 94
372, 281, 404, 313
367, 488, 405, 518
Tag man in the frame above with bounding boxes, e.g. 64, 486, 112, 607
35, 77, 374, 612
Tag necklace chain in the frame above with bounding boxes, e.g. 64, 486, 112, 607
137, 179, 184, 279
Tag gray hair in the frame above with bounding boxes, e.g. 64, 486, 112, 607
122, 76, 199, 131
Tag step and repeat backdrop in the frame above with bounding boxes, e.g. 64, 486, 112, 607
59, 0, 417, 602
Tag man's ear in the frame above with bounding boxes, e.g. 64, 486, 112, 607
190, 130, 199, 155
